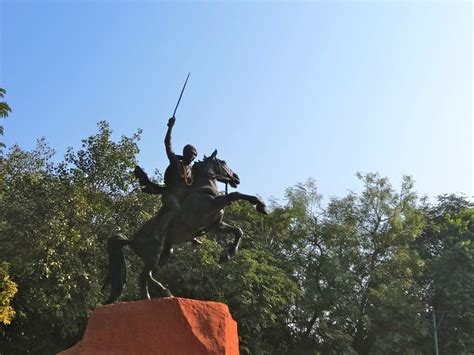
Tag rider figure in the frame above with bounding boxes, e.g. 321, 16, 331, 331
155, 116, 197, 241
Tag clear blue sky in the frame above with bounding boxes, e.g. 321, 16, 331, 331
1, 1, 472, 202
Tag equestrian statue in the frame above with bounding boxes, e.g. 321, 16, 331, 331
103, 75, 267, 303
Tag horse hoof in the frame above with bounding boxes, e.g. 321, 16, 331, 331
157, 288, 173, 298
256, 202, 268, 215
220, 248, 236, 263
219, 251, 231, 263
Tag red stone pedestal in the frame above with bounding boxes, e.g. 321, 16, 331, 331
59, 298, 239, 355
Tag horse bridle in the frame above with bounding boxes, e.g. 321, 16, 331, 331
195, 158, 236, 195
213, 159, 234, 181
207, 159, 235, 194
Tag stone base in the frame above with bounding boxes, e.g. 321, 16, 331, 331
59, 298, 239, 355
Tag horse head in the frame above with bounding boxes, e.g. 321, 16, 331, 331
196, 149, 240, 188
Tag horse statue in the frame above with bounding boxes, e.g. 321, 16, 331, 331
104, 149, 267, 303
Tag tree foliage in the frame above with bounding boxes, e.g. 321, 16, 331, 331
415, 195, 474, 354
273, 175, 429, 354
0, 88, 12, 154
0, 119, 472, 354
0, 122, 151, 353
0, 262, 18, 326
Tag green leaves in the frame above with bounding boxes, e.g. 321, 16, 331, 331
0, 122, 153, 353
0, 88, 11, 118
0, 115, 472, 354
278, 174, 429, 353
0, 87, 12, 155
0, 262, 18, 326
416, 197, 474, 354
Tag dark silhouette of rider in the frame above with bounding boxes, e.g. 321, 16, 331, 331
155, 116, 197, 241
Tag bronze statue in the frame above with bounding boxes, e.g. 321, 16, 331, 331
134, 116, 201, 246
103, 74, 267, 302
134, 73, 197, 243
104, 149, 268, 303
155, 116, 197, 241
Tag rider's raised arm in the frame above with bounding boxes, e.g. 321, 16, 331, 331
164, 117, 178, 163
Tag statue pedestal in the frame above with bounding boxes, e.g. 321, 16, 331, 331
59, 298, 239, 355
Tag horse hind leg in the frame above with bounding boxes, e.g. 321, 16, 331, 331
149, 270, 173, 298
158, 242, 174, 267
139, 266, 152, 300
138, 244, 162, 300
152, 243, 174, 297
139, 270, 172, 299
140, 254, 173, 300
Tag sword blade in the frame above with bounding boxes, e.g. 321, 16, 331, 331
172, 72, 190, 117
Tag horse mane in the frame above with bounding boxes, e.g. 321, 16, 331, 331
192, 158, 205, 169
192, 155, 226, 177
192, 155, 214, 170
192, 158, 208, 177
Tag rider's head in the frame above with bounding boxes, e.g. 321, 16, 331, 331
182, 144, 197, 164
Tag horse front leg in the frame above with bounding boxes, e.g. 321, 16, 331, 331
212, 192, 268, 215
213, 221, 244, 263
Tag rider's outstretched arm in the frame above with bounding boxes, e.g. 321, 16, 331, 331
164, 117, 179, 164
133, 166, 164, 195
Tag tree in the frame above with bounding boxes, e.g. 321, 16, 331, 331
0, 122, 154, 353
0, 89, 17, 330
0, 120, 299, 354
415, 195, 474, 354
0, 262, 18, 326
1, 116, 472, 354
0, 88, 12, 155
281, 174, 428, 354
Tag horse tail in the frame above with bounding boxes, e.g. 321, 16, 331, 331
103, 233, 132, 304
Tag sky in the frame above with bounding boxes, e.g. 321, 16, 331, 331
1, 0, 472, 203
